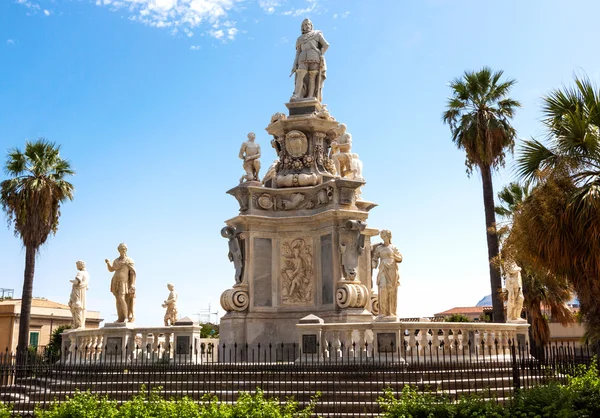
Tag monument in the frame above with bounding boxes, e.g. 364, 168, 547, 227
219, 18, 383, 347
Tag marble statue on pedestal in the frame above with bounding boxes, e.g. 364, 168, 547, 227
371, 230, 402, 318
105, 243, 136, 323
239, 133, 261, 183
290, 18, 329, 102
505, 262, 525, 323
330, 124, 365, 197
162, 283, 178, 326
221, 226, 244, 284
68, 260, 89, 329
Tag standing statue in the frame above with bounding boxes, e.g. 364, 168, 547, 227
221, 226, 244, 284
105, 243, 136, 323
162, 283, 178, 326
68, 260, 89, 329
371, 230, 403, 318
505, 262, 525, 322
290, 18, 329, 102
239, 133, 261, 182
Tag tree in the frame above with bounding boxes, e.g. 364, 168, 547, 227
495, 182, 574, 345
442, 67, 521, 323
444, 313, 471, 323
515, 76, 600, 341
1, 139, 74, 352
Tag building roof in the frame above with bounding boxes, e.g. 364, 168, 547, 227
434, 306, 492, 316
0, 298, 71, 310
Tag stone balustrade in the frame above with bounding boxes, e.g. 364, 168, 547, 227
296, 316, 530, 363
61, 325, 218, 364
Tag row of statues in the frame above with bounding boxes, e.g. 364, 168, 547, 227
238, 125, 363, 185
67, 243, 179, 329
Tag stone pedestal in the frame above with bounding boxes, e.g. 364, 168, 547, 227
220, 100, 379, 348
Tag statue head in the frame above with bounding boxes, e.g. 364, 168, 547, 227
339, 123, 347, 133
221, 226, 235, 239
505, 261, 522, 275
301, 18, 313, 34
167, 283, 175, 291
380, 229, 392, 244
247, 132, 256, 141
117, 242, 128, 255
76, 260, 86, 270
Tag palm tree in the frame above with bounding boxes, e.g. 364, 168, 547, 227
1, 139, 74, 353
495, 182, 574, 346
516, 75, 600, 341
443, 67, 521, 323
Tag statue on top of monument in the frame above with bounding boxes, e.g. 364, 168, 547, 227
239, 133, 261, 183
68, 260, 89, 329
105, 243, 136, 323
290, 18, 329, 102
162, 283, 178, 326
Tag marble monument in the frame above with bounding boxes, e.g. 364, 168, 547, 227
220, 19, 383, 347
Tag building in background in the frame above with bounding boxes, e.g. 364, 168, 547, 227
0, 298, 102, 352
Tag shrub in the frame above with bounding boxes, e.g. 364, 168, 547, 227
445, 313, 472, 323
34, 387, 319, 418
378, 386, 504, 418
0, 402, 12, 418
35, 390, 118, 418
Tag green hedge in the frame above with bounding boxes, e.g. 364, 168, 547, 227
379, 359, 600, 418
33, 387, 320, 418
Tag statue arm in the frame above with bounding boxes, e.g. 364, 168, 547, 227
393, 247, 403, 263
238, 143, 246, 160
319, 33, 329, 54
105, 259, 115, 272
291, 43, 300, 75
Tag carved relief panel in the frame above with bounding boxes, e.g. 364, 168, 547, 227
280, 238, 314, 306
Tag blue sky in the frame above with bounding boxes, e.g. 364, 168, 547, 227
1, 0, 599, 326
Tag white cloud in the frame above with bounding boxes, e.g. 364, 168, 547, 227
190, 45, 201, 50
282, 0, 319, 17
43, 9, 51, 15
16, 0, 41, 12
227, 27, 238, 40
6, 39, 15, 45
259, 0, 279, 14
209, 29, 224, 39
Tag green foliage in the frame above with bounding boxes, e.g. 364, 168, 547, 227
35, 390, 118, 418
0, 402, 12, 418
379, 359, 600, 418
379, 386, 504, 418
200, 322, 219, 338
34, 386, 320, 418
46, 325, 71, 361
444, 313, 472, 323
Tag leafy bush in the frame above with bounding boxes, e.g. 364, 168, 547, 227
0, 402, 12, 418
35, 390, 118, 418
45, 325, 71, 361
34, 387, 319, 418
444, 313, 472, 323
379, 386, 504, 418
379, 358, 600, 418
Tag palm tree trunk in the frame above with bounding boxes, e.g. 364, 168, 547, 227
481, 165, 506, 323
17, 245, 36, 355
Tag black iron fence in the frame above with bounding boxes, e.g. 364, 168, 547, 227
0, 340, 596, 417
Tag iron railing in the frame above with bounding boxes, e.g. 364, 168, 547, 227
0, 340, 596, 417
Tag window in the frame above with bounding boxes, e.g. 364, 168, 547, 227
29, 331, 40, 348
